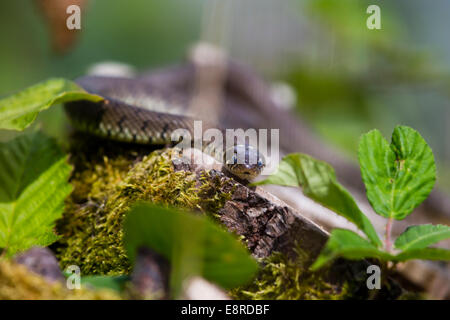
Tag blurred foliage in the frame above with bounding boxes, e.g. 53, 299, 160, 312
0, 78, 102, 131
288, 0, 434, 153
0, 0, 203, 141
0, 259, 121, 299
0, 131, 72, 257
0, 0, 202, 90
283, 0, 450, 191
124, 203, 258, 297
0, 0, 449, 191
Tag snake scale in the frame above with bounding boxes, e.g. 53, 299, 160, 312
64, 75, 265, 180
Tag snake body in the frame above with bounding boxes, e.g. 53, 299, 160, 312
64, 75, 265, 179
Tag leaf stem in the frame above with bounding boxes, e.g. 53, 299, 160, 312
0, 247, 6, 260
385, 217, 393, 253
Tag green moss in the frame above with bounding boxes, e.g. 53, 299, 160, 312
56, 145, 232, 276
197, 170, 235, 217
230, 247, 350, 300
56, 136, 354, 299
0, 260, 121, 300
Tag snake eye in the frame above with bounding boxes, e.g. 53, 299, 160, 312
257, 159, 264, 167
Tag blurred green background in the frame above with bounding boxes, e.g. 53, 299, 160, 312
1, 0, 449, 191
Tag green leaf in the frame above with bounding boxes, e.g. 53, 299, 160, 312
0, 131, 73, 257
393, 247, 450, 262
311, 227, 450, 269
123, 203, 258, 295
81, 275, 129, 292
252, 154, 302, 187
394, 224, 450, 251
254, 153, 381, 247
0, 78, 103, 131
358, 126, 436, 220
311, 229, 392, 270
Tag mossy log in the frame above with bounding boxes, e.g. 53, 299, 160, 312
54, 134, 405, 299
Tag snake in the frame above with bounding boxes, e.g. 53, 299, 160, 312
64, 75, 265, 180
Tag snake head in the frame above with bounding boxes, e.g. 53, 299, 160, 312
224, 144, 265, 180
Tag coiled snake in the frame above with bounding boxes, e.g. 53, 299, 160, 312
64, 75, 265, 180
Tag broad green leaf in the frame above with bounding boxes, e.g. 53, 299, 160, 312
123, 203, 258, 295
0, 78, 103, 131
358, 126, 436, 220
311, 229, 450, 269
252, 154, 302, 187
254, 153, 381, 247
0, 131, 73, 257
311, 229, 392, 270
394, 224, 450, 251
393, 247, 450, 262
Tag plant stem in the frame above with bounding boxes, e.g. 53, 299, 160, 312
0, 248, 6, 260
385, 217, 393, 253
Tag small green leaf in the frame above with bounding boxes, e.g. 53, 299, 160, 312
311, 229, 392, 270
358, 126, 436, 220
123, 203, 258, 295
393, 247, 450, 262
394, 224, 450, 251
0, 78, 103, 131
81, 275, 129, 292
254, 153, 381, 247
0, 131, 73, 256
252, 154, 302, 187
